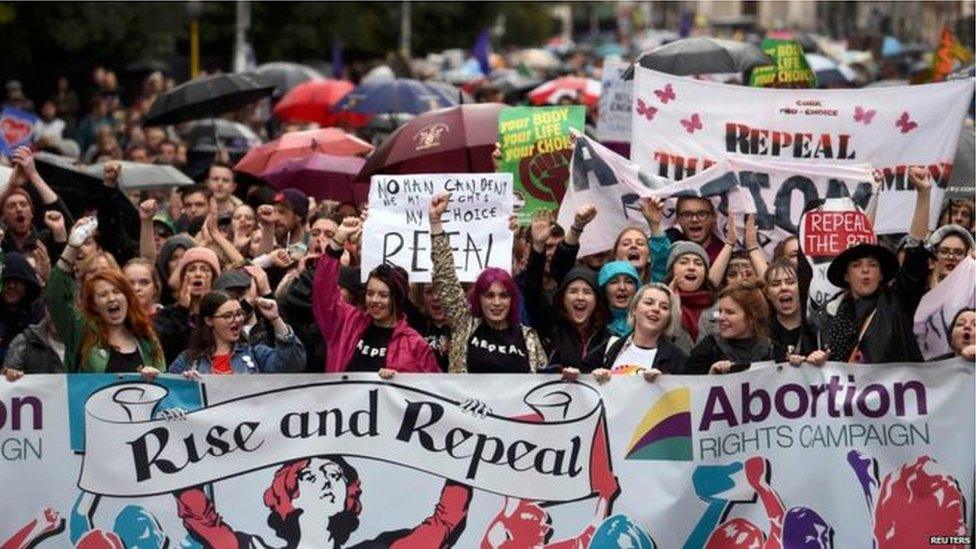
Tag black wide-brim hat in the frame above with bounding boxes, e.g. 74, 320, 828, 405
826, 243, 899, 288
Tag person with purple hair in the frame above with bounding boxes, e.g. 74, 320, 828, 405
428, 194, 547, 373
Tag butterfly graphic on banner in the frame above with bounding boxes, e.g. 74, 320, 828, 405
853, 106, 876, 125
654, 84, 676, 104
680, 113, 703, 134
895, 111, 918, 133
636, 98, 658, 121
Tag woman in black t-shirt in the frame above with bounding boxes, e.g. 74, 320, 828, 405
764, 258, 819, 361
428, 194, 547, 373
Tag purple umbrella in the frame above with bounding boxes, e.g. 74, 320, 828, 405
261, 153, 368, 203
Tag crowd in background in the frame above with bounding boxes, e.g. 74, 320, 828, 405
1, 34, 974, 385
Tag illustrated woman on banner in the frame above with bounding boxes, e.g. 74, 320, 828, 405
175, 455, 472, 549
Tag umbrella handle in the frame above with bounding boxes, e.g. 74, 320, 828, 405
212, 116, 220, 163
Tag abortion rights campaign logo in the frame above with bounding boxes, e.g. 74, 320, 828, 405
625, 387, 693, 461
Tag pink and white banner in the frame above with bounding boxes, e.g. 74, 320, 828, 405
631, 67, 974, 234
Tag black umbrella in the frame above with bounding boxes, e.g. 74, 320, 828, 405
33, 152, 139, 229
254, 62, 325, 97
125, 59, 170, 74
144, 72, 274, 126
622, 37, 771, 80
182, 119, 262, 153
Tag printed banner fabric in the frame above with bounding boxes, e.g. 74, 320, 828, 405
561, 133, 875, 258
631, 67, 975, 234
914, 255, 976, 360
1, 362, 972, 548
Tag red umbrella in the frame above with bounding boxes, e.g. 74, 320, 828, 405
527, 76, 602, 107
260, 153, 368, 203
273, 79, 370, 128
234, 128, 373, 176
356, 103, 503, 182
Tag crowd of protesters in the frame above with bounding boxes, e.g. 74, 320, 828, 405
1, 46, 974, 386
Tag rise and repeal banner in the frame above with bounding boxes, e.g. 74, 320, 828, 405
631, 67, 975, 234
1, 361, 972, 548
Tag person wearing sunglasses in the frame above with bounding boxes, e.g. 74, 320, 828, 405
169, 291, 305, 376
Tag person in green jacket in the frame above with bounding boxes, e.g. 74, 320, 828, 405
44, 217, 165, 376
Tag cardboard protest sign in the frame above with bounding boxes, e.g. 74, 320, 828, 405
631, 66, 974, 234
799, 197, 876, 309
749, 39, 817, 88
596, 58, 633, 143
914, 255, 976, 360
498, 105, 585, 222
0, 107, 38, 155
362, 173, 513, 282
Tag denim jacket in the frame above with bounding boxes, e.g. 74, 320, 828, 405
169, 327, 305, 374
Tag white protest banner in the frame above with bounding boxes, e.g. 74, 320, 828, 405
718, 157, 875, 255
631, 67, 975, 234
362, 173, 513, 282
914, 255, 976, 360
799, 197, 876, 310
563, 132, 875, 256
596, 58, 633, 143
2, 362, 972, 548
80, 380, 602, 499
557, 132, 676, 256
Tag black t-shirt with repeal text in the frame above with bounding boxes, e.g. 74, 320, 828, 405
466, 323, 531, 374
347, 324, 394, 372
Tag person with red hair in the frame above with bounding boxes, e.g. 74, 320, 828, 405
175, 455, 471, 548
685, 280, 784, 375
44, 217, 165, 375
428, 194, 547, 373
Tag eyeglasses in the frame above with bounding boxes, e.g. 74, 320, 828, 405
677, 210, 712, 221
936, 248, 967, 259
212, 310, 246, 321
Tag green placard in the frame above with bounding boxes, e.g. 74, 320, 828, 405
498, 105, 586, 222
750, 39, 817, 88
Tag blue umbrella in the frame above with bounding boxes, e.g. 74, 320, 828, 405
332, 78, 458, 115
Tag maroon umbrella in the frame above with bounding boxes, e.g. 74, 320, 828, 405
356, 103, 504, 182
261, 153, 368, 203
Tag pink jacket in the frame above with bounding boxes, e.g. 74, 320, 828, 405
313, 252, 439, 373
